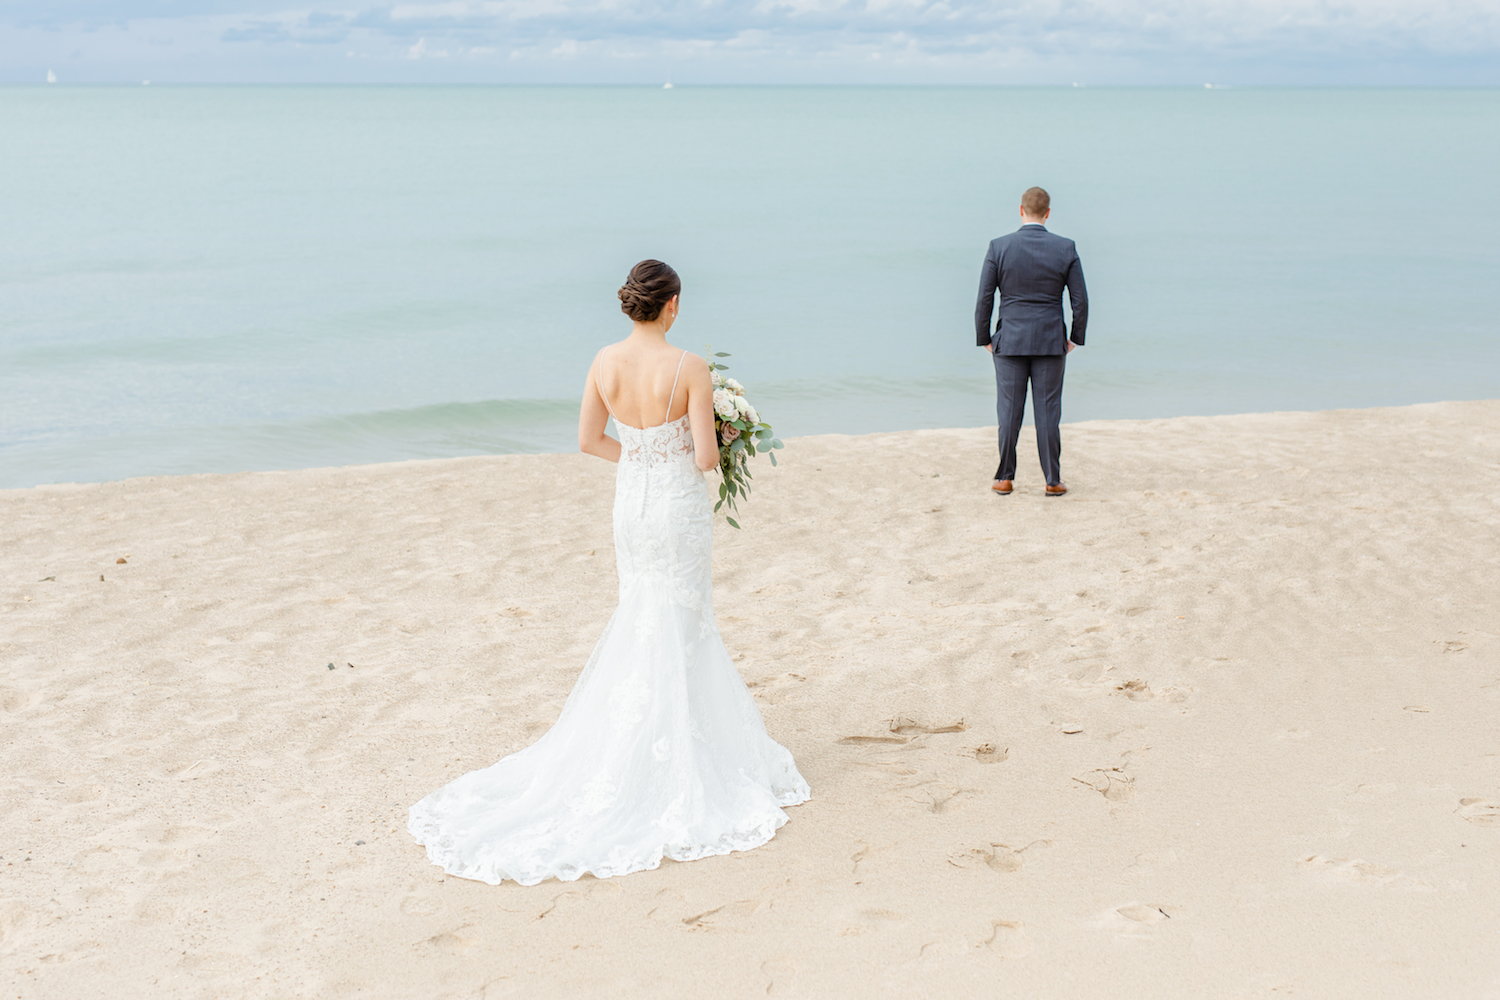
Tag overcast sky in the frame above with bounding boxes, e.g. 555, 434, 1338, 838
6, 0, 1500, 85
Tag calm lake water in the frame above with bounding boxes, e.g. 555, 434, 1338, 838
2, 86, 1497, 488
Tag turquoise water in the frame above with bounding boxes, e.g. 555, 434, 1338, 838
2, 86, 1497, 488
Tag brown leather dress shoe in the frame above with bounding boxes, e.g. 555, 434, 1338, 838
1045, 482, 1068, 496
992, 480, 1013, 495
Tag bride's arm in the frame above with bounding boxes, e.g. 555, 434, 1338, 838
578, 352, 621, 463
682, 354, 719, 472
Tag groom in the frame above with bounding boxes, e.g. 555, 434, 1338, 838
974, 187, 1088, 497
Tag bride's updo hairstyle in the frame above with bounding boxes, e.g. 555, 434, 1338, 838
618, 259, 681, 323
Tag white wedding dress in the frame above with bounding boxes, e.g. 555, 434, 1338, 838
409, 352, 810, 885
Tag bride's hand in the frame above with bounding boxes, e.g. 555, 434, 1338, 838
683, 356, 720, 470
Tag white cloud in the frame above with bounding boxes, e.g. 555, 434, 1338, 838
406, 35, 450, 56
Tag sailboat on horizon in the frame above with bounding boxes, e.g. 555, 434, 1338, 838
47, 69, 57, 84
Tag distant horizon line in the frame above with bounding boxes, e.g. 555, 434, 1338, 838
9, 81, 1500, 90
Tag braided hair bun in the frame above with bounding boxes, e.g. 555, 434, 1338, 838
618, 260, 682, 322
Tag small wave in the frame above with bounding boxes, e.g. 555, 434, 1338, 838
1, 397, 581, 488
230, 397, 583, 465
751, 373, 991, 402
295, 397, 577, 439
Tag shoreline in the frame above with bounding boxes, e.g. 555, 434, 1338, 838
3, 398, 1498, 997
6, 397, 1493, 495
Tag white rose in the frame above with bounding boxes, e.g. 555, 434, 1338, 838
711, 371, 724, 387
713, 389, 737, 418
746, 405, 760, 424
733, 395, 751, 416
724, 377, 744, 394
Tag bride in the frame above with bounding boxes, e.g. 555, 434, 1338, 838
409, 260, 811, 886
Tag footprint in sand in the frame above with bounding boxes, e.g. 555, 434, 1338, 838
1298, 855, 1399, 884
983, 919, 1032, 958
1301, 855, 1435, 891
837, 717, 968, 747
1456, 799, 1500, 825
746, 673, 808, 705
969, 743, 1008, 763
924, 787, 979, 814
1112, 679, 1190, 703
835, 735, 919, 774
1097, 902, 1182, 940
950, 839, 1051, 874
681, 894, 769, 931
1116, 904, 1173, 924
1074, 767, 1134, 802
762, 958, 799, 996
889, 717, 967, 735
422, 925, 477, 954
645, 887, 688, 921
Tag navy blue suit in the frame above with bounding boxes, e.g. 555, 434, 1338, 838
974, 224, 1089, 486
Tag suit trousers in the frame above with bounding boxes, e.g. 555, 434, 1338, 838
993, 353, 1065, 485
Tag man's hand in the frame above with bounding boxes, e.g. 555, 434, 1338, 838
1065, 340, 1077, 354
983, 343, 995, 354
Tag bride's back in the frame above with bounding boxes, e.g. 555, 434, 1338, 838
581, 259, 717, 474
598, 341, 689, 430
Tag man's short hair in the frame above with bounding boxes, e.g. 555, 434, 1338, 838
1021, 186, 1050, 217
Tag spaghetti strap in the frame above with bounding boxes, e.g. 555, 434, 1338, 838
664, 351, 688, 423
597, 346, 619, 421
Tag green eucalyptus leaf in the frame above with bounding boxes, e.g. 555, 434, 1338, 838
726, 516, 740, 529
769, 452, 778, 467
714, 352, 731, 358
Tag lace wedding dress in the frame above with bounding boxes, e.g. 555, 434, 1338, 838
409, 352, 810, 886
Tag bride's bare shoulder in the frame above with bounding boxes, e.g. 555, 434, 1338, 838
591, 340, 630, 368
674, 350, 709, 376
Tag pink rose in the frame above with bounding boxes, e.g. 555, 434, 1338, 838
721, 423, 740, 443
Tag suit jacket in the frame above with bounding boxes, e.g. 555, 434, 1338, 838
975, 224, 1088, 355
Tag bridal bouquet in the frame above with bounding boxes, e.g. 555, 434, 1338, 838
707, 349, 783, 529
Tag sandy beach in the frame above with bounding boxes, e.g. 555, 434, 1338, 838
3, 399, 1498, 999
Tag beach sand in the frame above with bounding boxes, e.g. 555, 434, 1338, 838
3, 400, 1498, 998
